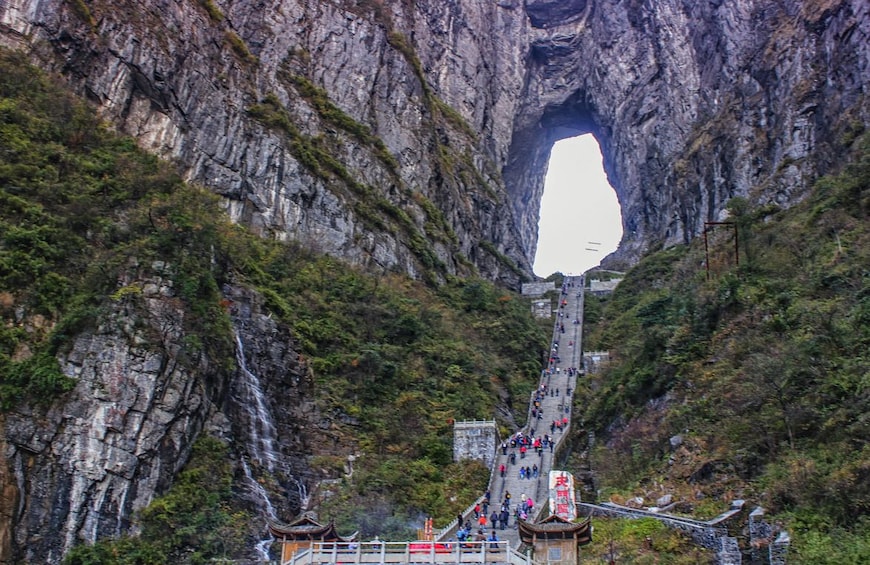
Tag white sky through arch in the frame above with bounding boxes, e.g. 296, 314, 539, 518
533, 135, 623, 277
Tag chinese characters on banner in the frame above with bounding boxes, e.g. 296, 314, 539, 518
548, 470, 577, 520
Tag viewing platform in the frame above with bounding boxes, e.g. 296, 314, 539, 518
284, 541, 529, 565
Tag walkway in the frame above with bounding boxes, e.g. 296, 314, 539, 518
287, 540, 530, 565
438, 275, 585, 549
283, 278, 586, 565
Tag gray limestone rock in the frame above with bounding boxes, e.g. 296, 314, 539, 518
3, 275, 212, 562
0, 1, 867, 275
0, 0, 868, 562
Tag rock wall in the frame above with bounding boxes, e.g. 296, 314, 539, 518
0, 0, 868, 562
1, 1, 866, 272
0, 264, 317, 563
1, 265, 220, 563
508, 0, 869, 264
0, 0, 536, 287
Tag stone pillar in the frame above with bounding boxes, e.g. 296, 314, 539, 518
769, 531, 790, 565
453, 420, 498, 468
749, 507, 771, 563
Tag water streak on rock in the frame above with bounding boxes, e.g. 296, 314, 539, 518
234, 332, 279, 473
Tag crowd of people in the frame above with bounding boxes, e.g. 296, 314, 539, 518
456, 490, 513, 539
450, 277, 584, 547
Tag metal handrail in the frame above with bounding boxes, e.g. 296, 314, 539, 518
286, 540, 530, 565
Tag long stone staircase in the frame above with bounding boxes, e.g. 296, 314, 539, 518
283, 274, 784, 564
435, 276, 585, 550
281, 278, 584, 565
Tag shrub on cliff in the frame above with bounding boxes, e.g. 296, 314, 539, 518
2, 47, 548, 559
580, 137, 869, 561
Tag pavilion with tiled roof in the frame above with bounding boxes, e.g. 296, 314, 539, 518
269, 514, 358, 563
518, 514, 592, 565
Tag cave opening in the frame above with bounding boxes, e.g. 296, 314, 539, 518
532, 134, 623, 277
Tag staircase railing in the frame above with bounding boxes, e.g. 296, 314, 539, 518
285, 541, 531, 565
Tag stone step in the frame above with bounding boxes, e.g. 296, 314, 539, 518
447, 276, 585, 550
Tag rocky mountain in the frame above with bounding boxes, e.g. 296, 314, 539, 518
2, 0, 865, 275
1, 0, 868, 563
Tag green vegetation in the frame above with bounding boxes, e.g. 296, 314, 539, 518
432, 97, 477, 141
480, 240, 530, 282
197, 0, 225, 22
280, 70, 399, 173
414, 191, 460, 246
580, 138, 870, 562
387, 32, 430, 97
64, 437, 251, 565
0, 49, 233, 408
247, 92, 375, 198
345, 0, 491, 210
68, 0, 97, 30
1, 49, 547, 558
225, 30, 258, 64
241, 255, 545, 535
247, 92, 450, 281
580, 517, 711, 564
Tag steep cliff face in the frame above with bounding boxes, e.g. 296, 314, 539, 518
2, 268, 219, 563
0, 267, 316, 563
507, 0, 869, 263
1, 0, 865, 272
0, 0, 537, 287
0, 0, 868, 562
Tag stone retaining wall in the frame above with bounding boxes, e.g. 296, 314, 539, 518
453, 420, 498, 469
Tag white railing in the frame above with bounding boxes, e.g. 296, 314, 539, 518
286, 541, 529, 565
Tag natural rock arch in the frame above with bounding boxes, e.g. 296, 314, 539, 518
503, 0, 867, 268
1, 0, 864, 280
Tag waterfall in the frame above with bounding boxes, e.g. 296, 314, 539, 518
242, 458, 277, 561
233, 330, 312, 562
233, 331, 282, 562
234, 332, 279, 472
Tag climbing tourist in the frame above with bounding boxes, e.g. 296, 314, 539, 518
487, 530, 499, 550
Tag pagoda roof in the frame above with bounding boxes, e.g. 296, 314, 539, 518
518, 515, 592, 546
268, 514, 358, 542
